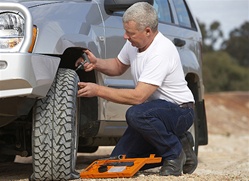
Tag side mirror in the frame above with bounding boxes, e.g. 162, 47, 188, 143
104, 0, 154, 15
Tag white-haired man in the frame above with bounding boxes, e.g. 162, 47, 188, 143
76, 2, 197, 176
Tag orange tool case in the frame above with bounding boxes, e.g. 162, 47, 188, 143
80, 154, 162, 178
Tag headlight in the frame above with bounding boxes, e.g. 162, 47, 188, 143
0, 12, 25, 51
0, 3, 33, 53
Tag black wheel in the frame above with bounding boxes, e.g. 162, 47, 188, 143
78, 146, 99, 153
189, 106, 199, 155
31, 68, 79, 180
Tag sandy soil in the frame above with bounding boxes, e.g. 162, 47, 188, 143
0, 92, 248, 181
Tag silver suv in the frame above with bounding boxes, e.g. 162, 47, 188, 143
0, 0, 208, 180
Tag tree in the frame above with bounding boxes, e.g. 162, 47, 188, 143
203, 51, 249, 92
197, 20, 249, 92
207, 21, 223, 49
198, 21, 223, 52
221, 22, 249, 67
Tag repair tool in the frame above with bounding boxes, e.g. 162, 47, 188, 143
80, 154, 162, 178
98, 155, 123, 160
75, 52, 89, 71
98, 161, 134, 173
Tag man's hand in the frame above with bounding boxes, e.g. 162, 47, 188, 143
75, 50, 97, 72
78, 82, 99, 97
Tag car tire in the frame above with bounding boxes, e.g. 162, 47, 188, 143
193, 113, 199, 155
31, 68, 80, 180
189, 106, 199, 155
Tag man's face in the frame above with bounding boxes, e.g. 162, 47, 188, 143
123, 21, 149, 50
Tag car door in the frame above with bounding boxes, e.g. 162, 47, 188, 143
154, 0, 202, 74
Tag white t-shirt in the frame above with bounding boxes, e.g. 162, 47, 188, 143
118, 32, 194, 105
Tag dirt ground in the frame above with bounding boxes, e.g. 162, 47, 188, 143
0, 92, 248, 181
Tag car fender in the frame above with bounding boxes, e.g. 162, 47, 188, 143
26, 1, 104, 55
179, 48, 201, 77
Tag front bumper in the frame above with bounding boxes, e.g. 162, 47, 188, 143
0, 53, 60, 98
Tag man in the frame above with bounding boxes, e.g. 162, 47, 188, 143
76, 2, 197, 176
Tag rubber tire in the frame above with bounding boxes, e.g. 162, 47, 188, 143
31, 68, 79, 180
189, 106, 199, 155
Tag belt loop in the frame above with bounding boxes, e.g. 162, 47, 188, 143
180, 102, 194, 109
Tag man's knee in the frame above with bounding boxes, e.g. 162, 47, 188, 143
125, 104, 142, 125
126, 106, 136, 122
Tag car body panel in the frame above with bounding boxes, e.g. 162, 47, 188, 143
0, 53, 60, 98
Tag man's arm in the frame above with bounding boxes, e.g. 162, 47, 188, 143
78, 81, 158, 105
94, 57, 129, 76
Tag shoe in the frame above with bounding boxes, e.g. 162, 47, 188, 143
159, 149, 186, 176
180, 131, 198, 174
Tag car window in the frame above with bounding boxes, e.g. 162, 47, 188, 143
154, 0, 173, 24
173, 0, 196, 29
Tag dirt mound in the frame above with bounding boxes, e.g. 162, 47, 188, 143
204, 91, 249, 136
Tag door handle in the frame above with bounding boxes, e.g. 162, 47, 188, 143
173, 38, 186, 47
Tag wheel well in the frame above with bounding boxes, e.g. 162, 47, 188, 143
59, 47, 97, 83
59, 47, 99, 138
186, 73, 208, 146
185, 73, 199, 101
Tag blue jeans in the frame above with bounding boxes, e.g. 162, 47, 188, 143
111, 99, 194, 163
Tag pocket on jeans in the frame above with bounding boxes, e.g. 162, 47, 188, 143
175, 110, 194, 136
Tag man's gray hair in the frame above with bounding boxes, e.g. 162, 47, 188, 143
123, 2, 158, 32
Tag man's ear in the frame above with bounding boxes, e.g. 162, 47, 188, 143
145, 27, 151, 36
